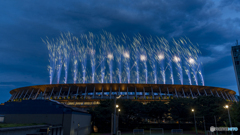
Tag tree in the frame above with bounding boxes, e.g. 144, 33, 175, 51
192, 96, 232, 131
89, 99, 145, 132
194, 96, 227, 124
168, 98, 193, 128
88, 100, 113, 132
117, 99, 145, 129
230, 102, 240, 127
145, 101, 168, 122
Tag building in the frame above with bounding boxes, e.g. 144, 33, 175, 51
0, 100, 91, 135
231, 40, 240, 95
8, 83, 238, 108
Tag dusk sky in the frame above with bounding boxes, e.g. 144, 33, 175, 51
1, 0, 240, 103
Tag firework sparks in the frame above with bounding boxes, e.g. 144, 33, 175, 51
44, 32, 203, 85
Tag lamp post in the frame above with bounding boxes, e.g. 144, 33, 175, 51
203, 116, 206, 135
113, 95, 121, 135
117, 109, 121, 132
214, 116, 218, 135
192, 109, 198, 135
116, 104, 119, 132
225, 105, 233, 135
77, 123, 80, 135
113, 95, 117, 135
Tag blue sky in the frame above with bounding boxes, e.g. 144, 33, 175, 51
0, 0, 240, 103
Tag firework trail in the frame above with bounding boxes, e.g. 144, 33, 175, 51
172, 38, 183, 85
56, 44, 63, 84
44, 32, 204, 85
121, 34, 131, 83
105, 32, 115, 83
146, 36, 157, 84
61, 33, 71, 84
99, 34, 107, 83
155, 37, 167, 84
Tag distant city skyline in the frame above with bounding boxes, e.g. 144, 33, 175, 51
0, 0, 240, 103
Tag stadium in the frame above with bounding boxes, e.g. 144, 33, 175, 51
9, 83, 237, 108
8, 33, 238, 109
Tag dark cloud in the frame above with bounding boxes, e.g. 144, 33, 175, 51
0, 0, 239, 103
220, 0, 240, 12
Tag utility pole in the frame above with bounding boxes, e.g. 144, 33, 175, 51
227, 107, 233, 135
192, 109, 198, 135
113, 95, 117, 135
112, 94, 121, 135
214, 116, 218, 135
117, 109, 121, 132
225, 105, 233, 135
77, 123, 80, 135
203, 116, 206, 135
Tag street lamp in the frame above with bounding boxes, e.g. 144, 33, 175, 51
118, 109, 121, 123
192, 109, 198, 135
116, 104, 119, 108
214, 116, 218, 135
224, 105, 233, 135
77, 123, 80, 135
118, 109, 121, 115
116, 108, 121, 134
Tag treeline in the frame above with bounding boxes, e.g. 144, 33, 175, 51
88, 96, 240, 132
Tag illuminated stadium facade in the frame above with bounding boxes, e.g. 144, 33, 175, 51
9, 83, 238, 108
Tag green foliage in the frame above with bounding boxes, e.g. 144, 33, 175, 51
230, 102, 240, 127
89, 96, 240, 133
0, 123, 45, 128
168, 98, 193, 122
89, 99, 147, 132
88, 100, 113, 132
145, 101, 168, 122
117, 100, 145, 128
193, 96, 227, 123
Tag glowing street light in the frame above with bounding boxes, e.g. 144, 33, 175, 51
117, 108, 121, 132
107, 53, 114, 60
224, 105, 233, 135
140, 55, 147, 61
116, 104, 119, 108
158, 54, 164, 60
192, 109, 197, 135
173, 56, 180, 62
123, 52, 130, 59
117, 108, 121, 116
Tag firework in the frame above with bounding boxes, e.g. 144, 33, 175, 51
44, 32, 204, 85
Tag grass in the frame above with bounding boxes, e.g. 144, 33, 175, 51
90, 129, 235, 135
91, 133, 232, 135
91, 133, 191, 135
91, 133, 195, 135
90, 130, 203, 135
0, 123, 45, 128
